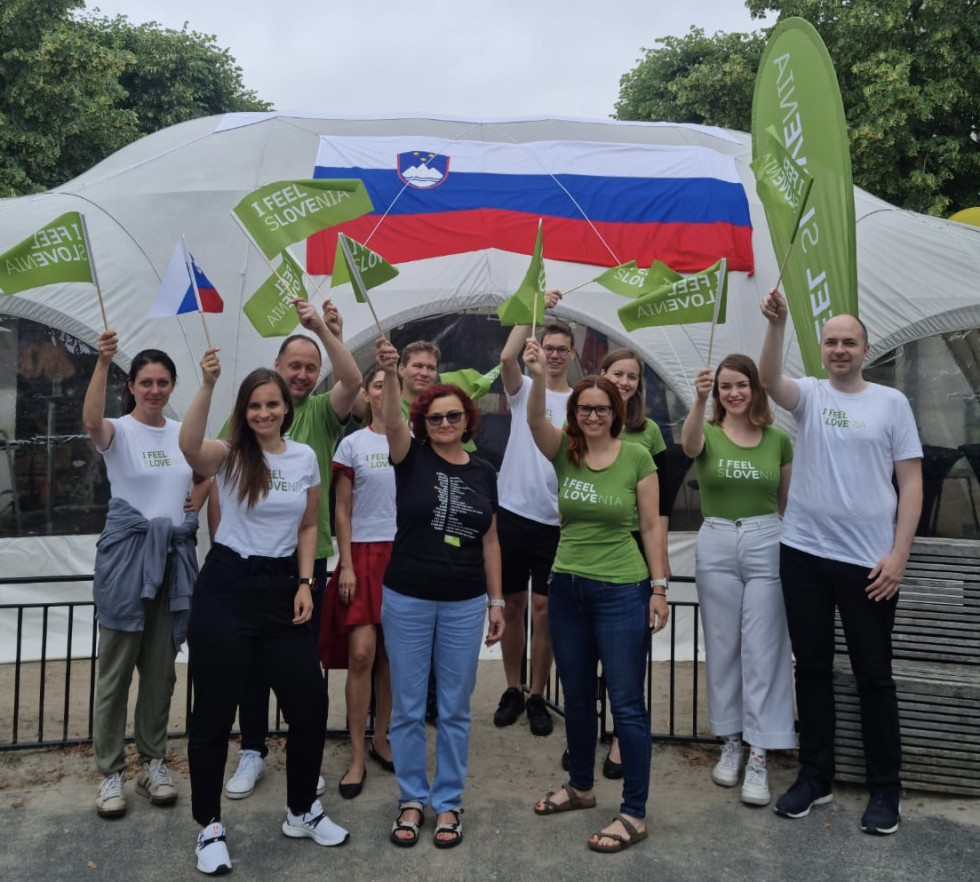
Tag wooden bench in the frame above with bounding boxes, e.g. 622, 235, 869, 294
832, 537, 980, 795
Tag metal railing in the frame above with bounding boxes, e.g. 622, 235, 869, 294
1, 574, 710, 751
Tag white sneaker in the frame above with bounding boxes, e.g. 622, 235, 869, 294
137, 757, 178, 805
196, 822, 232, 875
225, 750, 264, 799
711, 740, 743, 787
316, 774, 326, 797
741, 755, 771, 806
281, 799, 350, 846
96, 772, 127, 817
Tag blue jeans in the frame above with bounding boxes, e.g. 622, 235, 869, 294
381, 587, 485, 814
548, 572, 652, 819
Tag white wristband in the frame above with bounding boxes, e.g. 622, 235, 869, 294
487, 598, 506, 609
651, 578, 669, 590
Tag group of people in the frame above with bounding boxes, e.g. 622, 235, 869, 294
83, 284, 922, 874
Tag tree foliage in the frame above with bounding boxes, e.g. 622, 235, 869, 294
615, 0, 980, 216
0, 1, 270, 197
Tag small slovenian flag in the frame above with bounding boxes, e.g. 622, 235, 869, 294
146, 239, 223, 318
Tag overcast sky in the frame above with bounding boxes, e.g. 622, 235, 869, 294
87, 1, 773, 119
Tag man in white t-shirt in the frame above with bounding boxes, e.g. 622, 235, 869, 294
493, 295, 571, 737
759, 289, 922, 836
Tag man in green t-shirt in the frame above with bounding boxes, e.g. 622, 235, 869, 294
222, 298, 362, 801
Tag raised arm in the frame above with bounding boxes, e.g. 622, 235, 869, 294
500, 290, 562, 396
82, 330, 119, 451
522, 338, 563, 460
178, 347, 229, 477
681, 366, 713, 458
294, 298, 362, 420
758, 288, 800, 411
377, 337, 410, 464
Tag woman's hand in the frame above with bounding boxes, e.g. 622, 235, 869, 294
693, 366, 713, 402
522, 338, 544, 377
649, 592, 669, 634
293, 583, 313, 624
338, 565, 357, 606
97, 330, 118, 364
200, 347, 221, 388
376, 337, 399, 374
485, 606, 505, 647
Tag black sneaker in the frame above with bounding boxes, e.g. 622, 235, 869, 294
773, 775, 833, 819
525, 694, 554, 737
861, 791, 900, 835
493, 687, 525, 728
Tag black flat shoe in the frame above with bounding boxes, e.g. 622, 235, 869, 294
603, 751, 624, 780
338, 767, 366, 799
369, 743, 395, 773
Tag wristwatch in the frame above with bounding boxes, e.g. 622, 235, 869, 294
651, 578, 669, 591
487, 598, 506, 609
298, 577, 315, 588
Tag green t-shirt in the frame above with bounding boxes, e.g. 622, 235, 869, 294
550, 435, 655, 583
694, 422, 792, 520
286, 392, 347, 558
620, 418, 666, 531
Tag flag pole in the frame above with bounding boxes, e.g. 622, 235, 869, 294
772, 242, 794, 292
560, 279, 592, 297
79, 214, 109, 331
705, 259, 727, 368
180, 235, 214, 349
338, 234, 385, 338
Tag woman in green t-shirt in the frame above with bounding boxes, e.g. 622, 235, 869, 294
680, 354, 795, 809
523, 338, 668, 855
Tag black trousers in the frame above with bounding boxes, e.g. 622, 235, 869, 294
780, 544, 901, 793
188, 544, 327, 825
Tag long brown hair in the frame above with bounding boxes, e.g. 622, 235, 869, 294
708, 354, 773, 428
564, 375, 624, 467
599, 347, 647, 432
226, 369, 295, 508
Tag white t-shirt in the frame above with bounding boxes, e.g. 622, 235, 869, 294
333, 426, 396, 542
214, 439, 320, 558
100, 415, 191, 523
780, 377, 922, 568
496, 375, 570, 526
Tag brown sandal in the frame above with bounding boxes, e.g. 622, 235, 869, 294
534, 784, 597, 816
588, 814, 648, 853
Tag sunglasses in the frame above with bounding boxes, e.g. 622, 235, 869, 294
424, 411, 465, 426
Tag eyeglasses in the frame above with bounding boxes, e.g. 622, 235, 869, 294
424, 411, 465, 426
542, 345, 571, 356
575, 405, 613, 418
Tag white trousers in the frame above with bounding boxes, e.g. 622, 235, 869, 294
695, 514, 796, 749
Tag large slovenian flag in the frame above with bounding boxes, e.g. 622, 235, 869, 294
307, 136, 753, 274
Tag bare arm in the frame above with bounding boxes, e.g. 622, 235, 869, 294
777, 463, 792, 517
205, 480, 220, 543
637, 472, 669, 633
522, 338, 563, 460
500, 290, 562, 395
294, 299, 362, 420
866, 457, 923, 601
178, 348, 229, 477
482, 515, 505, 647
377, 338, 410, 463
334, 469, 357, 605
292, 485, 321, 623
82, 330, 119, 451
759, 288, 801, 411
184, 474, 211, 513
680, 366, 713, 458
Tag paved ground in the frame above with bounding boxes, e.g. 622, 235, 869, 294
2, 661, 978, 882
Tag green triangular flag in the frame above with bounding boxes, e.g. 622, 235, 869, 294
331, 233, 399, 303
750, 125, 814, 246
233, 179, 373, 260
438, 364, 503, 402
618, 259, 728, 332
594, 259, 682, 299
242, 251, 308, 338
0, 212, 93, 295
496, 221, 546, 327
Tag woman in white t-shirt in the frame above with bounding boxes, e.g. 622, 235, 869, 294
179, 350, 348, 876
330, 365, 396, 799
83, 330, 208, 821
